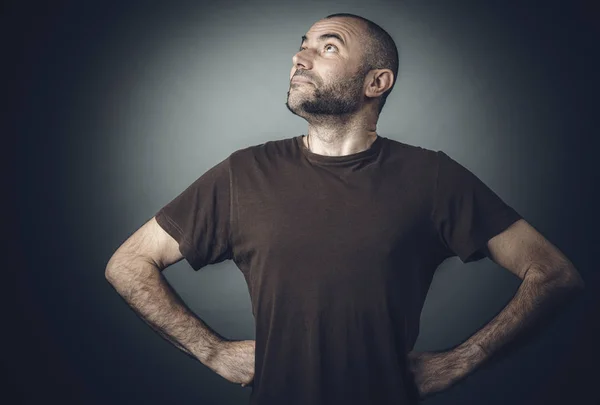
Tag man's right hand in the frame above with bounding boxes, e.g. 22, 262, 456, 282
208, 339, 256, 387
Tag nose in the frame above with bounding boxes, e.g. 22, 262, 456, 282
292, 49, 314, 71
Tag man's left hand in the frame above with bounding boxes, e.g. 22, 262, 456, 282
407, 344, 484, 399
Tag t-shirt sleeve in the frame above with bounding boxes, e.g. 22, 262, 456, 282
431, 151, 523, 263
154, 155, 233, 270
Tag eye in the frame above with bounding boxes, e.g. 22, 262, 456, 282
324, 44, 338, 53
298, 44, 338, 53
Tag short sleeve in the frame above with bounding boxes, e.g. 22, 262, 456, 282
431, 151, 523, 263
154, 155, 233, 270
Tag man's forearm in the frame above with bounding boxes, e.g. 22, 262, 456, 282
105, 253, 225, 365
457, 267, 584, 372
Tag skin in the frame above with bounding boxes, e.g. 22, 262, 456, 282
105, 217, 256, 387
106, 15, 586, 400
406, 219, 585, 399
285, 16, 394, 156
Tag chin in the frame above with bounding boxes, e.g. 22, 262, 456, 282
285, 99, 307, 117
286, 95, 305, 109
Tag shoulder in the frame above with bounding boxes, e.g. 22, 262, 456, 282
386, 137, 436, 155
384, 137, 439, 172
227, 136, 298, 166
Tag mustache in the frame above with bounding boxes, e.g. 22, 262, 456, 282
292, 71, 317, 83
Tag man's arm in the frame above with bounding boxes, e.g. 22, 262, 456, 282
457, 218, 585, 372
408, 219, 585, 399
104, 216, 225, 366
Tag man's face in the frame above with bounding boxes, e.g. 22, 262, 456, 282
285, 17, 370, 118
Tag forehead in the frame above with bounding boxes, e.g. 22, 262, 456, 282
303, 17, 367, 48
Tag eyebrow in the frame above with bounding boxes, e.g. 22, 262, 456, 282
300, 33, 346, 49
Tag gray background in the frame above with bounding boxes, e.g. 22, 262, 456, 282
9, 0, 599, 404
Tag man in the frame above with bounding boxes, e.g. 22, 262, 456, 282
105, 13, 585, 405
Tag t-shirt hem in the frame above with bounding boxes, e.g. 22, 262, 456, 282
154, 208, 206, 270
460, 207, 523, 263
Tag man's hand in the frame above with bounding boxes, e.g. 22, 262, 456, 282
208, 339, 256, 387
407, 344, 484, 399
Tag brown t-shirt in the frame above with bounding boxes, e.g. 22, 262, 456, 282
155, 134, 522, 405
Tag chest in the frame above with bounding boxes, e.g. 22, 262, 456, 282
234, 165, 432, 273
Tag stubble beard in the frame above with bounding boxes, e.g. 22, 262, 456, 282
285, 69, 367, 120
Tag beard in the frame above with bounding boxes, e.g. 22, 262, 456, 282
285, 67, 368, 118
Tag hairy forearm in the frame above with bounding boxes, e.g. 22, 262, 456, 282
458, 267, 584, 372
105, 253, 225, 365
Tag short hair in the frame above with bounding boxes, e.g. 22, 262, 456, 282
324, 13, 399, 116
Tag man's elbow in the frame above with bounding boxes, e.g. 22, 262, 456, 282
104, 250, 144, 286
556, 266, 586, 292
104, 253, 125, 286
567, 272, 585, 290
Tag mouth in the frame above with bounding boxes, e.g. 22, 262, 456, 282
291, 81, 313, 87
291, 77, 313, 85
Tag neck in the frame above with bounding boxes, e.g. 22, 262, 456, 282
305, 114, 378, 156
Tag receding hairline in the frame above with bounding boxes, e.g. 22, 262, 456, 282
303, 16, 373, 67
315, 15, 371, 46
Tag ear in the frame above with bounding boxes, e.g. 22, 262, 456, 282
364, 69, 394, 99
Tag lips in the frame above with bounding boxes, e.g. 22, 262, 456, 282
291, 76, 313, 84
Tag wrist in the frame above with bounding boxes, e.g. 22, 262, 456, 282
197, 336, 228, 366
454, 342, 488, 374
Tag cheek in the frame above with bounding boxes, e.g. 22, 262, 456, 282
322, 66, 345, 83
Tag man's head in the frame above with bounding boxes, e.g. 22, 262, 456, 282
285, 13, 399, 121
